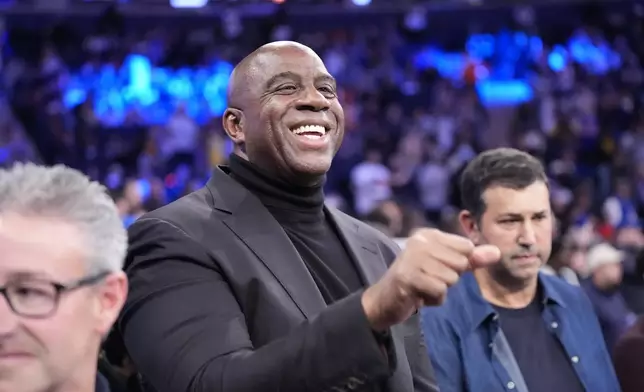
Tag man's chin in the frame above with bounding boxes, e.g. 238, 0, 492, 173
0, 362, 48, 392
286, 157, 332, 180
508, 264, 542, 280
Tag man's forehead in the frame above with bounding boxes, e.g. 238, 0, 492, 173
0, 214, 87, 279
482, 182, 550, 213
249, 46, 329, 81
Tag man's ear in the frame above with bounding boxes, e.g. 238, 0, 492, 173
458, 210, 481, 244
222, 108, 245, 145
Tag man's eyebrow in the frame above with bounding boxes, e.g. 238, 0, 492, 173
5, 270, 50, 281
265, 71, 301, 89
498, 210, 549, 219
315, 74, 336, 86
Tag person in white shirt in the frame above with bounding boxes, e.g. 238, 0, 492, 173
350, 149, 392, 216
163, 103, 200, 174
417, 145, 449, 223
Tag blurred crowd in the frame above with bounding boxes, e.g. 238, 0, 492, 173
2, 1, 644, 355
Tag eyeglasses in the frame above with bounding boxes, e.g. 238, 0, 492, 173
0, 272, 110, 319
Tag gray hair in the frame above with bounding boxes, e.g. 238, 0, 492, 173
0, 163, 127, 274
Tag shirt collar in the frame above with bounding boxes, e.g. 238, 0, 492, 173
462, 272, 567, 333
96, 372, 111, 392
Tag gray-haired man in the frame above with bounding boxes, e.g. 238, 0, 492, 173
0, 163, 128, 392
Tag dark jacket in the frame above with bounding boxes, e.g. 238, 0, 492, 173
613, 316, 644, 392
116, 166, 437, 392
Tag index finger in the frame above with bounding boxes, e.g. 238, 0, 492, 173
468, 244, 502, 269
439, 231, 476, 255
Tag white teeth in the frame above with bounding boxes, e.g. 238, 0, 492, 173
292, 125, 326, 136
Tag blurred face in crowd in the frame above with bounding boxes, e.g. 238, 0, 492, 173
0, 213, 126, 392
615, 178, 632, 198
592, 262, 623, 290
223, 42, 345, 185
463, 181, 553, 285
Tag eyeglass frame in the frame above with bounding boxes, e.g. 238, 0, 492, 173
0, 271, 111, 319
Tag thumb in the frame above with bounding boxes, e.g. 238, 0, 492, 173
468, 245, 501, 269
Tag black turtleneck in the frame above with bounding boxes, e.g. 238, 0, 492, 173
228, 154, 364, 304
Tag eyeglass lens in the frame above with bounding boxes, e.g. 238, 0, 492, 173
4, 280, 58, 317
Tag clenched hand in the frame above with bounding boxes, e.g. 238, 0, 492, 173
362, 228, 500, 331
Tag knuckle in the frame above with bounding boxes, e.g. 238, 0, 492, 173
446, 269, 461, 285
453, 255, 471, 272
418, 228, 440, 240
435, 281, 448, 296
457, 237, 475, 253
407, 235, 423, 248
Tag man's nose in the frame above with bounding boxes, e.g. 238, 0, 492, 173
518, 223, 537, 246
0, 294, 19, 336
296, 86, 331, 112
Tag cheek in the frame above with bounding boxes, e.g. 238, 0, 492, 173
482, 227, 516, 249
19, 317, 87, 382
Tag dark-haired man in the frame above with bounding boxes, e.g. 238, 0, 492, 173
421, 148, 620, 392
116, 41, 501, 392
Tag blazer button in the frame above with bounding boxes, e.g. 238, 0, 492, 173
507, 381, 516, 390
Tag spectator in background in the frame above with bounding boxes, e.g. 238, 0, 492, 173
416, 138, 449, 224
110, 179, 146, 228
422, 148, 620, 392
603, 177, 640, 229
541, 237, 582, 286
0, 163, 128, 392
582, 243, 637, 351
613, 315, 644, 392
621, 247, 644, 315
350, 148, 391, 217
163, 102, 199, 174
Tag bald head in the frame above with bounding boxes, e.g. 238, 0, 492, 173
226, 41, 321, 108
221, 40, 344, 185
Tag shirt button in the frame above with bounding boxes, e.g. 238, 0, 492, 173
507, 381, 516, 389
571, 356, 579, 363
551, 322, 558, 329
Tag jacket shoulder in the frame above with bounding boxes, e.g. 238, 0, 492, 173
134, 187, 215, 230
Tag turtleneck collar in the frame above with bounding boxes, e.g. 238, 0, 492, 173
228, 153, 325, 219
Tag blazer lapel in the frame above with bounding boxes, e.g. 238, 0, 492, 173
208, 168, 326, 320
325, 207, 388, 286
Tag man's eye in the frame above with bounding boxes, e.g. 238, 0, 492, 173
13, 286, 52, 299
277, 85, 297, 92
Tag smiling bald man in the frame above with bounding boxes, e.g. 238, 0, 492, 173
116, 42, 441, 392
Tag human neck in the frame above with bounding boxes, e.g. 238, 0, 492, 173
228, 153, 325, 213
474, 269, 538, 309
48, 360, 98, 392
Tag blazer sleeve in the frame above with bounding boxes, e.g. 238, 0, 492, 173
420, 309, 466, 392
119, 217, 392, 392
402, 313, 439, 392
380, 237, 438, 392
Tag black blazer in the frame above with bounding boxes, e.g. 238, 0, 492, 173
118, 166, 437, 392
